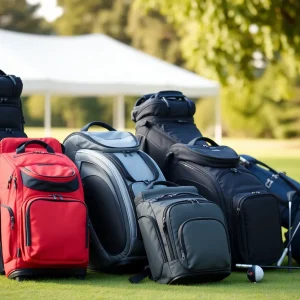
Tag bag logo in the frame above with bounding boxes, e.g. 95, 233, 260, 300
265, 178, 274, 188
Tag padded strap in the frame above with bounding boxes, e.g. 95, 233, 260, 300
129, 266, 151, 284
242, 156, 300, 193
138, 151, 160, 182
147, 181, 179, 189
80, 121, 116, 132
16, 140, 55, 154
188, 137, 218, 146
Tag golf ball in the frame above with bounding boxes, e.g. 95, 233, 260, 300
247, 265, 264, 282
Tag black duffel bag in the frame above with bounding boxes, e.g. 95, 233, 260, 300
131, 90, 203, 172
0, 70, 27, 137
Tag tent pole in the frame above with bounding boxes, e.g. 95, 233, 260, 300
113, 95, 125, 130
44, 93, 51, 137
214, 94, 222, 144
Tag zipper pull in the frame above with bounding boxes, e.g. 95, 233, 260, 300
252, 191, 261, 194
7, 174, 13, 189
237, 207, 240, 217
181, 250, 186, 260
13, 177, 17, 189
11, 216, 15, 230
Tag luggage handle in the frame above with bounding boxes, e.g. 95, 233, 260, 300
147, 181, 179, 189
16, 140, 55, 154
80, 121, 116, 132
188, 137, 219, 146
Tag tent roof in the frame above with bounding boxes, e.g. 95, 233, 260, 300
0, 29, 219, 97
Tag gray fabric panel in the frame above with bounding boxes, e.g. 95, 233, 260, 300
115, 152, 154, 181
81, 131, 138, 148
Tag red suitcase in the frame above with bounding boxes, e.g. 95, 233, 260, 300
0, 138, 89, 280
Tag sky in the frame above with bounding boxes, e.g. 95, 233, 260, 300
26, 0, 63, 22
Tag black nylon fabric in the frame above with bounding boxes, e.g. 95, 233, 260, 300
135, 188, 231, 284
168, 161, 283, 266
0, 129, 27, 141
169, 143, 240, 168
131, 92, 196, 122
0, 74, 23, 97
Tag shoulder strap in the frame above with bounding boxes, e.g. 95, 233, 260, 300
137, 151, 160, 181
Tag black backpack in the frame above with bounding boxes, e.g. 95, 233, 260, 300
131, 90, 202, 171
0, 70, 27, 139
131, 182, 231, 284
166, 137, 283, 266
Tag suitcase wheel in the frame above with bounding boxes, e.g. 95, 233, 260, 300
15, 276, 25, 282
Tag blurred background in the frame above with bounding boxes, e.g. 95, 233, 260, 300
1, 0, 300, 141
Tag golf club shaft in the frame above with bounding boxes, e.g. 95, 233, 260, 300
236, 264, 300, 270
277, 220, 300, 266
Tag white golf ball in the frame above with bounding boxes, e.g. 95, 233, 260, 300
247, 265, 264, 282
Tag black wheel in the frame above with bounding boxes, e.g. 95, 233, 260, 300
15, 276, 25, 282
76, 275, 85, 280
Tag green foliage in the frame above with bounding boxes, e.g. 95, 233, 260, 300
127, 1, 183, 65
55, 0, 131, 44
137, 0, 300, 85
0, 0, 51, 33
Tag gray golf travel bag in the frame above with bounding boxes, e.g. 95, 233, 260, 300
131, 182, 231, 284
63, 122, 165, 271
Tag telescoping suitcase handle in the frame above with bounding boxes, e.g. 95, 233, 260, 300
188, 137, 218, 146
80, 121, 116, 132
16, 140, 55, 154
147, 181, 179, 189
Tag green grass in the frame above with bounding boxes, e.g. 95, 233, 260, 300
1, 128, 300, 299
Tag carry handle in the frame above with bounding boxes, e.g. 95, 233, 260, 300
188, 137, 219, 146
16, 140, 55, 154
147, 181, 179, 189
155, 90, 184, 99
155, 90, 191, 107
80, 121, 116, 132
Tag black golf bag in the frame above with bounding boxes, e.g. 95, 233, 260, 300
0, 70, 27, 139
165, 137, 283, 266
131, 91, 202, 171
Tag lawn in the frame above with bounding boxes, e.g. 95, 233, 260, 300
1, 128, 300, 300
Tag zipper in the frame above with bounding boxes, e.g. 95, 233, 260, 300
146, 216, 168, 263
25, 197, 89, 247
162, 199, 208, 261
0, 204, 15, 229
13, 152, 64, 158
7, 174, 13, 189
151, 192, 200, 202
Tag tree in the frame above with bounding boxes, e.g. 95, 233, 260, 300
55, 0, 131, 44
0, 0, 51, 33
137, 0, 300, 84
127, 1, 183, 65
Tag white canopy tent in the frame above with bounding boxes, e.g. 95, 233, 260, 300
0, 29, 222, 141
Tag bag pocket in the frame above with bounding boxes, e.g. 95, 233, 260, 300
178, 218, 231, 272
0, 105, 24, 128
234, 192, 283, 264
138, 216, 167, 281
21, 164, 79, 192
21, 197, 88, 264
0, 205, 16, 263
